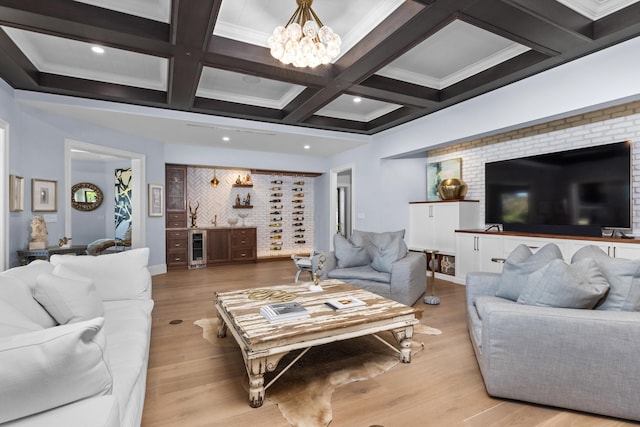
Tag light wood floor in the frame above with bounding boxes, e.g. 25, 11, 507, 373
142, 261, 637, 427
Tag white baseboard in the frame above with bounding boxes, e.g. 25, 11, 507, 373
148, 264, 167, 276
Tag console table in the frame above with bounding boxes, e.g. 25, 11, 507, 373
17, 245, 88, 265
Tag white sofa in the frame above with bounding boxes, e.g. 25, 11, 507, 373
0, 248, 153, 427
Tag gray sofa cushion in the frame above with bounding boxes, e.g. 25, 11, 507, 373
334, 234, 370, 268
496, 243, 563, 301
517, 258, 610, 309
572, 245, 640, 311
371, 233, 408, 273
328, 265, 391, 283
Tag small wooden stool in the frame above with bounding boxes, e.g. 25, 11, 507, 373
423, 249, 440, 305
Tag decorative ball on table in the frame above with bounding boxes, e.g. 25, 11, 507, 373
437, 178, 468, 200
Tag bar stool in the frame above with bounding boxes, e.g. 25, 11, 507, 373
423, 249, 440, 305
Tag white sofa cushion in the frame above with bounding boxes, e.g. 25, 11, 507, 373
3, 396, 119, 427
34, 274, 104, 325
50, 248, 151, 301
0, 317, 112, 424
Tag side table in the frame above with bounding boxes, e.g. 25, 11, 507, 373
423, 249, 440, 305
17, 245, 88, 266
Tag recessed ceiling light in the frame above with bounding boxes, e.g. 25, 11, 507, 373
222, 136, 230, 142
304, 145, 310, 150
91, 46, 105, 54
353, 97, 362, 103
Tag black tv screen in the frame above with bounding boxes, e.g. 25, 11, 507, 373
485, 141, 631, 231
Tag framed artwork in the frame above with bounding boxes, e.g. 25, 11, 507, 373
31, 178, 57, 212
9, 175, 24, 211
148, 184, 164, 217
426, 158, 462, 201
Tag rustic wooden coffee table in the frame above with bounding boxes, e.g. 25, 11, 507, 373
214, 279, 420, 407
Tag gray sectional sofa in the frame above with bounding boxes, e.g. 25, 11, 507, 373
320, 230, 426, 306
466, 243, 640, 421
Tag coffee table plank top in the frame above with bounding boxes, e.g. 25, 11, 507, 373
214, 280, 420, 348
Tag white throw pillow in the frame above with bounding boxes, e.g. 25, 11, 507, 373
0, 276, 56, 329
0, 299, 44, 338
50, 248, 151, 301
34, 274, 104, 325
0, 317, 112, 424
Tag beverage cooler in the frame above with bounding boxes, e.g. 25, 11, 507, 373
188, 229, 207, 269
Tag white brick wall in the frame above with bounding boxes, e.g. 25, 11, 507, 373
428, 111, 640, 232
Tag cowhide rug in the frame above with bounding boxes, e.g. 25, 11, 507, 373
195, 318, 441, 427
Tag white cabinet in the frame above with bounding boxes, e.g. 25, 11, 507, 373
408, 201, 479, 255
456, 233, 503, 280
565, 240, 640, 260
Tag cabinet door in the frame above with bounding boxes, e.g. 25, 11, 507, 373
612, 243, 640, 259
455, 233, 477, 280
408, 204, 432, 250
477, 235, 504, 273
432, 203, 459, 254
207, 229, 230, 263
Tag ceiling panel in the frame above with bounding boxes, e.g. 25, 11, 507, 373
2, 26, 168, 91
556, 0, 640, 19
376, 20, 531, 90
197, 67, 306, 109
315, 94, 402, 122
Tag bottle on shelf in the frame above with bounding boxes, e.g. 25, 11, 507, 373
270, 199, 281, 203
271, 180, 283, 184
295, 240, 306, 244
271, 246, 282, 250
271, 216, 283, 221
269, 223, 282, 227
292, 199, 303, 203
292, 187, 303, 192
270, 210, 281, 215
293, 210, 304, 215
271, 192, 283, 197
293, 222, 303, 226
293, 193, 304, 197
294, 204, 305, 209
271, 204, 283, 209
293, 217, 304, 221
294, 234, 304, 238
270, 187, 281, 191
271, 235, 282, 240
295, 228, 305, 232
270, 229, 283, 234
294, 180, 304, 185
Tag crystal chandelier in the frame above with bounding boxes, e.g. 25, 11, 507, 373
268, 0, 341, 68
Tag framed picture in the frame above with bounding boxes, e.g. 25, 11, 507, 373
9, 175, 24, 211
31, 178, 57, 212
148, 184, 164, 217
426, 158, 462, 201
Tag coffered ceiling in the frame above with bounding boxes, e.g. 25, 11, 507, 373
0, 0, 639, 136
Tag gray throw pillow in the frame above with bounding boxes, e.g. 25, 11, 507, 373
371, 233, 409, 273
351, 229, 405, 261
334, 234, 370, 268
572, 245, 640, 311
517, 258, 610, 309
495, 243, 564, 301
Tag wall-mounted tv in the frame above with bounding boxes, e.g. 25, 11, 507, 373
485, 141, 631, 236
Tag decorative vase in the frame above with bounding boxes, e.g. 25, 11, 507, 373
437, 178, 468, 200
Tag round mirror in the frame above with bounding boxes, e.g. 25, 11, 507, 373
71, 182, 104, 211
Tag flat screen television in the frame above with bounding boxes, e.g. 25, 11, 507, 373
485, 141, 631, 236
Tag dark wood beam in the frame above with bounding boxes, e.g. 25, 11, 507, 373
595, 2, 640, 40
167, 0, 219, 108
192, 97, 283, 121
502, 0, 594, 41
0, 28, 38, 88
302, 115, 369, 133
353, 75, 439, 108
0, 0, 171, 55
39, 73, 167, 104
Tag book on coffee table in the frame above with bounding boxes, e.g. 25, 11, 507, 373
260, 302, 309, 323
325, 296, 367, 310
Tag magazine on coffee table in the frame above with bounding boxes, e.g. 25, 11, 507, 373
325, 296, 367, 310
260, 301, 309, 323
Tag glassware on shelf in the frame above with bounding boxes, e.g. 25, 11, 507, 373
238, 212, 249, 226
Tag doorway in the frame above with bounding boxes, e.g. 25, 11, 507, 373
329, 164, 354, 249
64, 140, 146, 248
